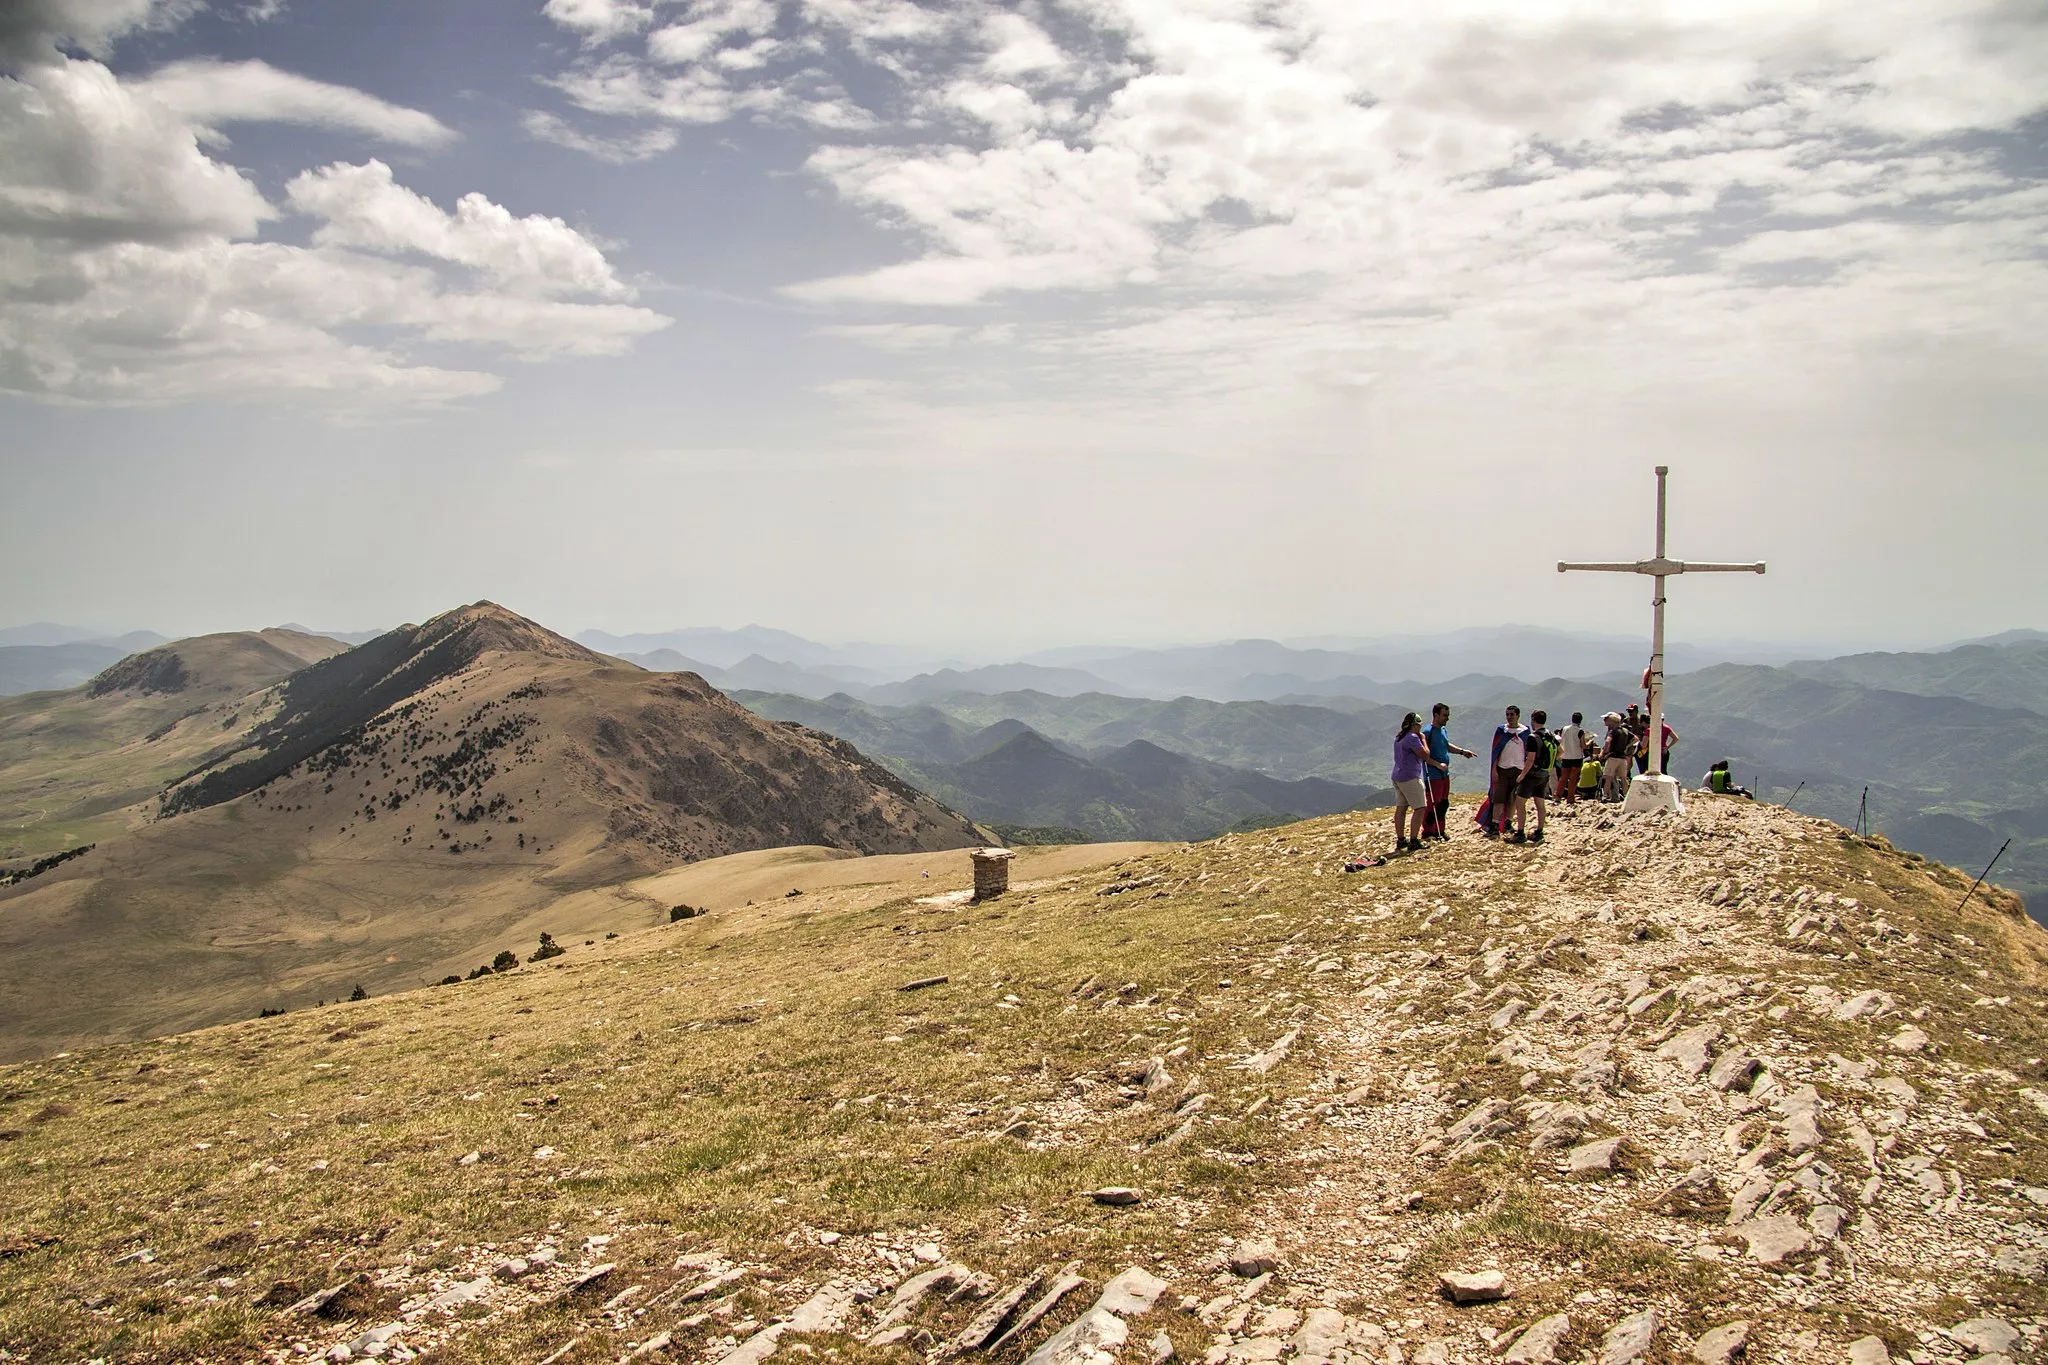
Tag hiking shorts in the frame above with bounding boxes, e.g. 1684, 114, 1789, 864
1393, 778, 1427, 808
1604, 757, 1632, 787
1490, 766, 1523, 807
1558, 759, 1583, 783
1519, 768, 1550, 799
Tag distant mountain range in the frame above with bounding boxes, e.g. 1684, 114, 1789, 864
731, 633, 2048, 912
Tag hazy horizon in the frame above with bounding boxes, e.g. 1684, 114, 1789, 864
4, 0, 2044, 650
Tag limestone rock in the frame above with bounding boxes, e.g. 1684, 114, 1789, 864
1888, 1025, 1929, 1054
1691, 1322, 1751, 1365
1504, 1314, 1572, 1364
1656, 1025, 1720, 1077
1601, 1309, 1659, 1365
1446, 1098, 1515, 1143
1569, 1137, 1624, 1175
1728, 1215, 1811, 1264
1438, 1270, 1508, 1304
1992, 1248, 2046, 1279
1952, 1320, 2020, 1355
1023, 1269, 1168, 1365
1228, 1238, 1280, 1277
1089, 1187, 1143, 1206
1292, 1307, 1346, 1360
1708, 1051, 1762, 1093
1846, 1338, 1890, 1365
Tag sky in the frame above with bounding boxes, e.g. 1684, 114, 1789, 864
2, 0, 2045, 655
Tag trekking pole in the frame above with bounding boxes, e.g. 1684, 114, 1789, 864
1855, 787, 1869, 837
1957, 839, 2012, 914
1784, 781, 1804, 809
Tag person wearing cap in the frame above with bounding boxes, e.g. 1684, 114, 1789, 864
1601, 712, 1636, 801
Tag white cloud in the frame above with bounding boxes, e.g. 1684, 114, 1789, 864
286, 159, 632, 299
0, 0, 176, 64
0, 49, 670, 406
0, 56, 271, 242
542, 0, 653, 45
522, 109, 678, 162
134, 59, 457, 146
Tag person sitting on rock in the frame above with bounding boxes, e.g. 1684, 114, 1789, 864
1702, 759, 1753, 799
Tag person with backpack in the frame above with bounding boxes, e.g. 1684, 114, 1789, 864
1488, 705, 1533, 841
1556, 711, 1590, 807
1419, 702, 1474, 842
1521, 710, 1556, 842
1601, 712, 1636, 801
1390, 711, 1434, 852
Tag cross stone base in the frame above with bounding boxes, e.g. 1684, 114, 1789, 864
1621, 772, 1685, 815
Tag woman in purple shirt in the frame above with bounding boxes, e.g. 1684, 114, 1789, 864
1391, 711, 1432, 852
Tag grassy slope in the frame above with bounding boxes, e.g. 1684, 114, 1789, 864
2, 805, 2042, 1363
0, 631, 349, 861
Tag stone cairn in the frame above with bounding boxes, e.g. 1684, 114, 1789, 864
969, 847, 1014, 902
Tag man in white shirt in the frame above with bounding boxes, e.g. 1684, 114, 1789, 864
1556, 711, 1590, 805
1487, 705, 1531, 841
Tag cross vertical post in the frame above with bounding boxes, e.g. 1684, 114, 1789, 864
1559, 466, 1765, 814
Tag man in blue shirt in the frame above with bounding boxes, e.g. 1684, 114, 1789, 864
1419, 702, 1474, 841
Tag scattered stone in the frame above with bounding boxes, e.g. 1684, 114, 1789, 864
1834, 991, 1891, 1021
565, 1263, 616, 1294
492, 1257, 530, 1281
1504, 1314, 1572, 1364
1952, 1320, 2021, 1355
1447, 1098, 1516, 1143
950, 1267, 1049, 1355
1292, 1307, 1346, 1360
1601, 1308, 1659, 1365
1691, 1321, 1751, 1365
1846, 1337, 1890, 1365
344, 1324, 405, 1356
1872, 1076, 1918, 1107
1727, 1215, 1811, 1264
988, 1262, 1087, 1355
427, 1276, 489, 1312
456, 1150, 481, 1166
1992, 1248, 2046, 1279
1229, 1239, 1280, 1277
900, 976, 950, 992
1708, 1051, 1762, 1093
867, 1263, 977, 1340
1150, 1329, 1175, 1365
1242, 1028, 1301, 1076
715, 1278, 866, 1365
1569, 1137, 1624, 1176
1889, 1025, 1929, 1054
1023, 1268, 1167, 1365
1438, 1270, 1508, 1304
1089, 1187, 1143, 1206
1657, 1025, 1720, 1076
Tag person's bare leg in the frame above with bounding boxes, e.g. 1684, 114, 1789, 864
1394, 804, 1407, 845
1532, 794, 1547, 834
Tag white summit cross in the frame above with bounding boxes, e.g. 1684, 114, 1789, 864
1559, 465, 1766, 814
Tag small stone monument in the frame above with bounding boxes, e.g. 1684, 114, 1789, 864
969, 847, 1014, 901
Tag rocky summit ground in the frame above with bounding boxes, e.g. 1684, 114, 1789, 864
1, 797, 2043, 1365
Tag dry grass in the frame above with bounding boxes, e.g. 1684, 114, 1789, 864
5, 802, 2044, 1362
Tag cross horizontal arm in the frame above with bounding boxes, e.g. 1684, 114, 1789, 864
1558, 559, 1766, 575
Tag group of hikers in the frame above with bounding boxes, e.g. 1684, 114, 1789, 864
1387, 700, 1749, 851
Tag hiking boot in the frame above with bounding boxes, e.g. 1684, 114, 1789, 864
1508, 830, 1527, 844
1530, 828, 1545, 843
